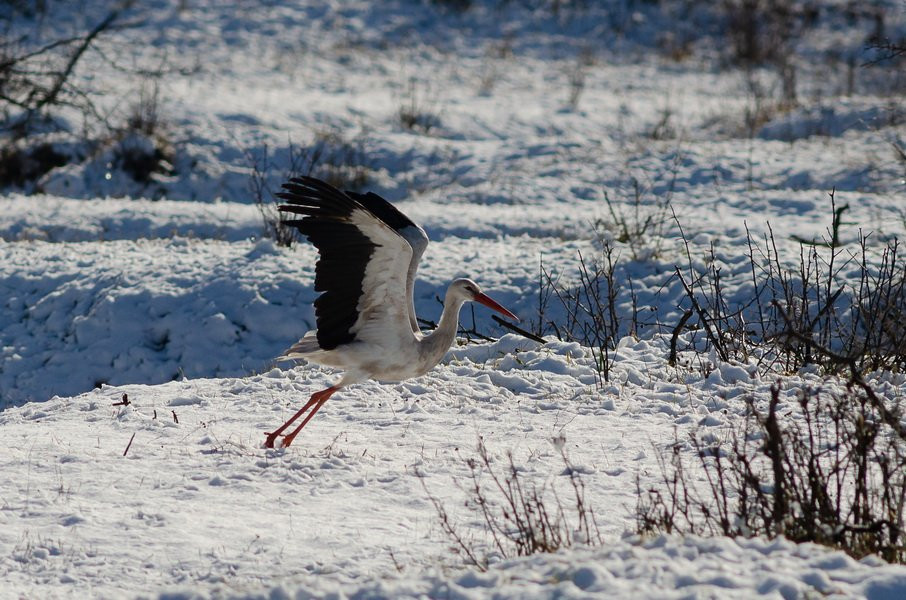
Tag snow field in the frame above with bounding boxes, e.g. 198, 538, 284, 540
1, 1, 905, 598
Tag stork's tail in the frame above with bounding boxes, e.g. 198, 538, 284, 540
281, 331, 321, 361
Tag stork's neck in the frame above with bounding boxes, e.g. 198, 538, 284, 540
418, 286, 467, 370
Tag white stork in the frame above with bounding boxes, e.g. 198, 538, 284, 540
264, 176, 518, 448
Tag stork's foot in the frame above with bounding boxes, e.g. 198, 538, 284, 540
262, 431, 293, 449
262, 386, 339, 449
281, 430, 301, 448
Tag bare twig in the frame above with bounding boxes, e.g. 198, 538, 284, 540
668, 309, 694, 366
491, 315, 546, 344
123, 432, 136, 457
112, 393, 130, 407
674, 266, 729, 362
35, 10, 121, 112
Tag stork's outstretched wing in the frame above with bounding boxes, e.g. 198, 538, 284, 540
277, 177, 428, 351
345, 189, 429, 333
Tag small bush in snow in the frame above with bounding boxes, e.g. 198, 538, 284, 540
564, 53, 588, 111
0, 142, 68, 188
424, 438, 600, 570
595, 181, 675, 261
0, 9, 187, 197
248, 130, 372, 246
534, 173, 679, 382
637, 378, 906, 564
110, 82, 176, 186
532, 239, 636, 383
113, 132, 174, 186
398, 78, 441, 135
669, 195, 906, 376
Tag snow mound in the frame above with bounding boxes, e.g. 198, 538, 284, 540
0, 239, 313, 406
204, 536, 906, 599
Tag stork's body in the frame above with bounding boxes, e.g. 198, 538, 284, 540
264, 177, 518, 448
285, 279, 481, 383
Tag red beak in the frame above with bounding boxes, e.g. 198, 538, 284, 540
474, 292, 519, 322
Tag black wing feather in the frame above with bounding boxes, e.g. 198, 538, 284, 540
345, 191, 418, 232
276, 177, 377, 350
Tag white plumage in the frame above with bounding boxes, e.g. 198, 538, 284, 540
264, 177, 518, 448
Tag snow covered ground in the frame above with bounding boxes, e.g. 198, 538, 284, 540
2, 1, 905, 598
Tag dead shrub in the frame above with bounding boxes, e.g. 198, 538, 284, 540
0, 141, 68, 188
0, 9, 189, 194
424, 437, 601, 570
111, 80, 175, 185
247, 129, 372, 246
398, 78, 441, 135
532, 241, 637, 383
669, 192, 906, 376
638, 379, 906, 564
722, 0, 814, 67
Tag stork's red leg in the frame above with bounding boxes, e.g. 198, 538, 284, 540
263, 386, 338, 449
280, 386, 338, 448
264, 395, 318, 448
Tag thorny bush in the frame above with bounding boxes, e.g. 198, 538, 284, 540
637, 377, 906, 564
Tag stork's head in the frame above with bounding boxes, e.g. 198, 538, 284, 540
451, 278, 519, 321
